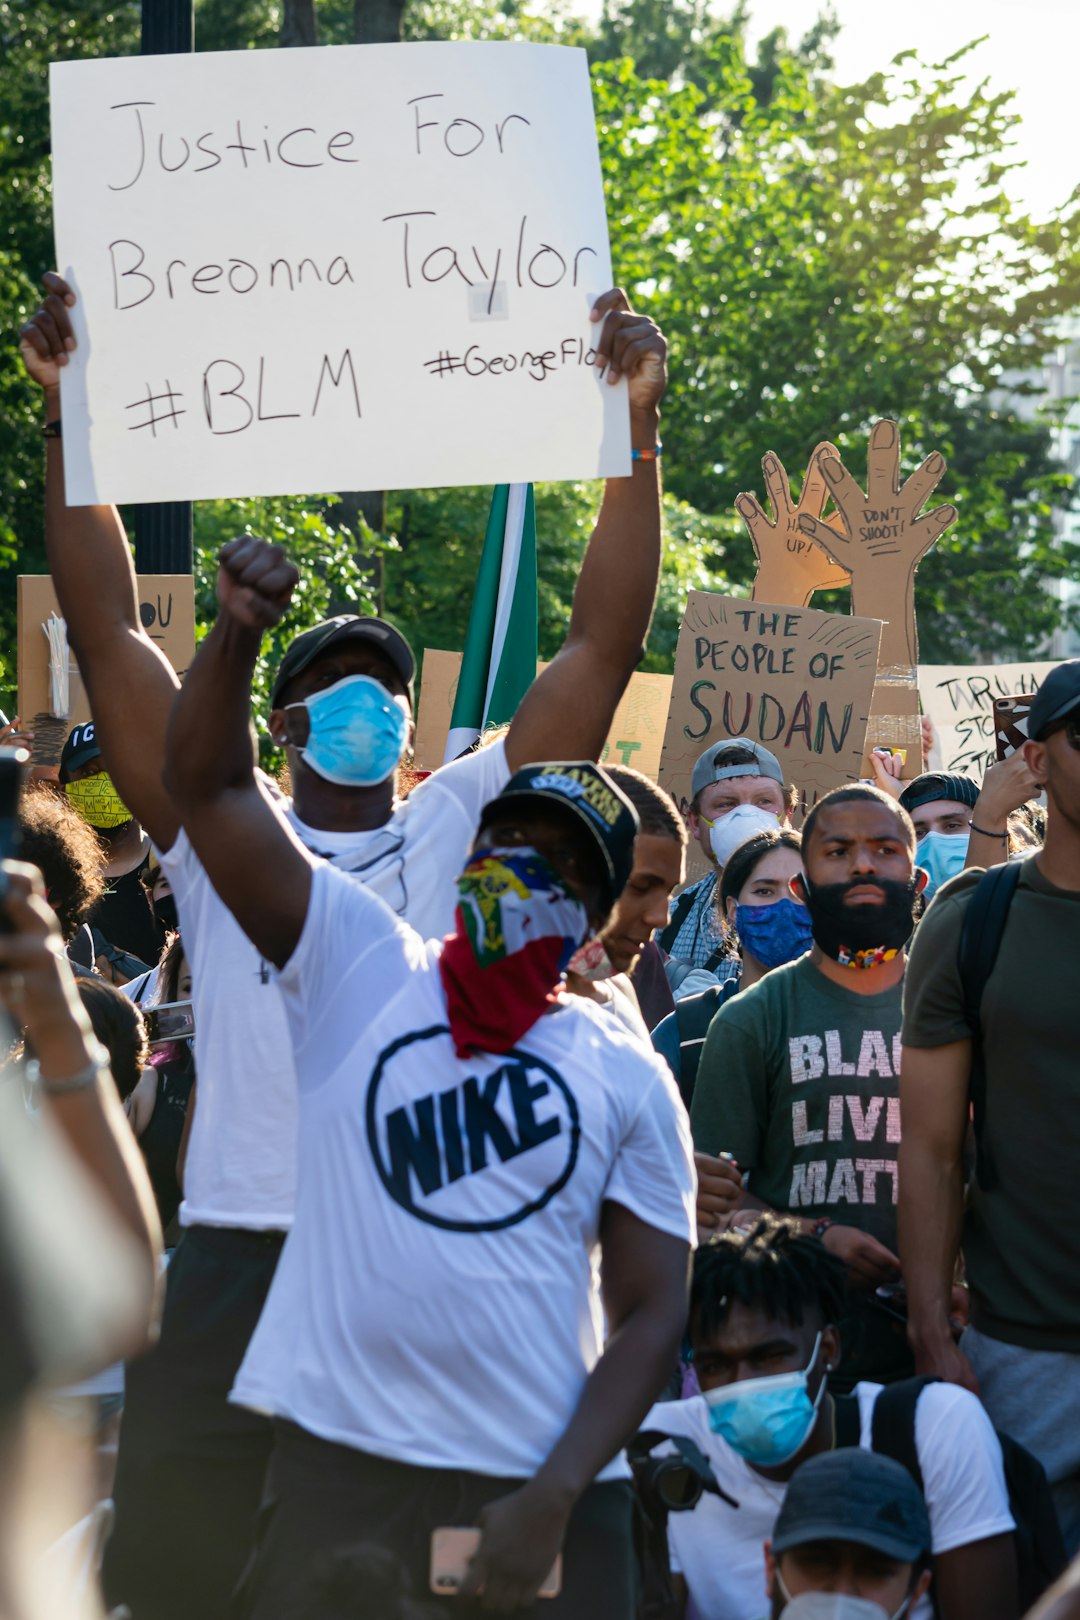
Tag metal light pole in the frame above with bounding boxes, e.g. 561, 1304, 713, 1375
133, 0, 194, 574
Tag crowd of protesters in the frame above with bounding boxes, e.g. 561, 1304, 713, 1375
1, 259, 1078, 1620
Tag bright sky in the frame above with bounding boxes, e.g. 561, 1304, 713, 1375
741, 0, 1077, 219
576, 0, 1079, 219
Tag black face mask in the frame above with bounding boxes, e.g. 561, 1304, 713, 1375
802, 874, 918, 968
152, 893, 179, 935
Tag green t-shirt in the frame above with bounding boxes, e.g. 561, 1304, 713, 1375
902, 857, 1080, 1351
691, 955, 904, 1250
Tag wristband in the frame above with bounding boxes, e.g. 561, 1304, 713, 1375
631, 442, 662, 462
41, 418, 62, 440
968, 820, 1008, 840
810, 1217, 833, 1240
30, 1040, 111, 1096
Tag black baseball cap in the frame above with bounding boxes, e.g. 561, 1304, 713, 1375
898, 772, 980, 815
270, 616, 416, 710
773, 1450, 932, 1564
1029, 660, 1080, 741
59, 721, 102, 784
478, 762, 640, 913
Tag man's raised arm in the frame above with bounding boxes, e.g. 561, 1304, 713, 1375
19, 273, 180, 849
163, 538, 313, 969
504, 288, 667, 771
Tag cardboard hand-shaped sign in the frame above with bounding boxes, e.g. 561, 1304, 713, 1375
796, 419, 957, 673
737, 444, 851, 608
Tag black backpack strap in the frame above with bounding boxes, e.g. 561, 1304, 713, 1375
868, 1376, 940, 1491
958, 861, 1023, 1192
658, 887, 699, 956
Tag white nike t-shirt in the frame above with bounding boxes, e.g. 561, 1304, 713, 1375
157, 742, 510, 1230
645, 1382, 1014, 1620
231, 859, 696, 1477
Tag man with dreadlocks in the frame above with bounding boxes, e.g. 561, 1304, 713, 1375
642, 1217, 1017, 1620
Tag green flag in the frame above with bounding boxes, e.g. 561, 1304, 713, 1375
445, 483, 537, 762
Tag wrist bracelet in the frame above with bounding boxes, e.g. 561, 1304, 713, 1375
631, 442, 662, 462
810, 1216, 833, 1240
30, 1040, 111, 1097
41, 418, 62, 440
968, 820, 1008, 840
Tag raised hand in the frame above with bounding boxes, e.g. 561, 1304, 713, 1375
216, 536, 299, 632
590, 287, 667, 416
797, 419, 957, 669
737, 444, 851, 607
18, 272, 77, 393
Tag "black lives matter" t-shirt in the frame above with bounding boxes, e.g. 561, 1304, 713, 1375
691, 955, 903, 1250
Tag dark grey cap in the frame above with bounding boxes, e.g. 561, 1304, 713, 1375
772, 1450, 932, 1563
1029, 660, 1080, 741
691, 739, 784, 802
270, 616, 416, 710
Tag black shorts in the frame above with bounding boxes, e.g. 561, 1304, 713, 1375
235, 1419, 636, 1620
103, 1224, 286, 1620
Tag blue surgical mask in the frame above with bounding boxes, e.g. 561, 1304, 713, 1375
735, 897, 813, 970
286, 673, 408, 787
703, 1331, 824, 1467
916, 828, 969, 901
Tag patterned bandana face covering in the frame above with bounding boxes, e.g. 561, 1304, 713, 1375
439, 846, 590, 1058
64, 771, 132, 831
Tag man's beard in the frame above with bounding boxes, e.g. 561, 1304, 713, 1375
804, 874, 918, 964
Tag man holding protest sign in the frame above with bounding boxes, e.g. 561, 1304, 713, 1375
19, 270, 670, 1620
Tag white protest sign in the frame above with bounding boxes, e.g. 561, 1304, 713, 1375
50, 43, 627, 505
919, 660, 1059, 779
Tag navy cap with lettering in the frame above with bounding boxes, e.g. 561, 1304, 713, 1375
773, 1450, 932, 1564
1028, 660, 1080, 741
270, 616, 416, 711
59, 722, 102, 784
478, 762, 640, 913
691, 739, 785, 802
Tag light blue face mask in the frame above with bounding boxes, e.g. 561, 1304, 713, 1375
703, 1331, 824, 1467
916, 828, 969, 901
285, 673, 408, 787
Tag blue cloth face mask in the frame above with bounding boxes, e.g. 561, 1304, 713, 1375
735, 897, 813, 970
703, 1332, 824, 1467
916, 828, 969, 901
285, 673, 408, 787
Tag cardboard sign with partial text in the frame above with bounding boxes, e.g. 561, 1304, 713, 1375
918, 660, 1058, 781
413, 648, 673, 777
18, 575, 195, 765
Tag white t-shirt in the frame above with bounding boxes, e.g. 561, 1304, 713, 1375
232, 859, 696, 1477
157, 742, 510, 1230
645, 1382, 1015, 1620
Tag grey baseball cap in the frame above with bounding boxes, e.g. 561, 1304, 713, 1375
773, 1450, 931, 1564
691, 739, 785, 802
1028, 660, 1080, 741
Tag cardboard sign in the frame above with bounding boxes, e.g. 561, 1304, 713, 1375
413, 648, 673, 777
918, 660, 1058, 780
794, 421, 958, 783
18, 575, 195, 765
50, 43, 627, 505
659, 594, 883, 878
737, 445, 851, 608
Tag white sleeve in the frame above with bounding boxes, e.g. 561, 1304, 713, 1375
277, 861, 425, 1069
417, 737, 510, 822
155, 824, 205, 907
916, 1384, 1016, 1554
604, 1058, 697, 1245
